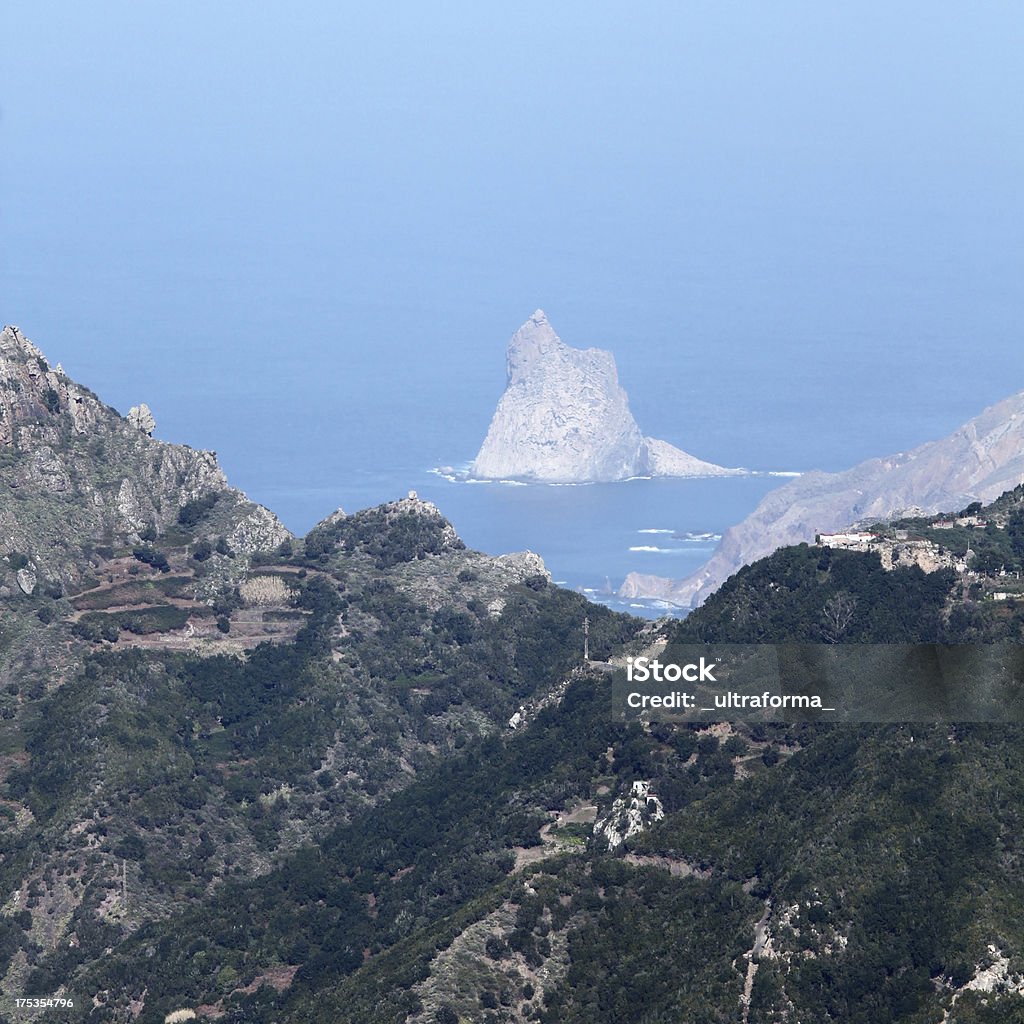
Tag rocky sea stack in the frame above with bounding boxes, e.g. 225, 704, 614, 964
470, 310, 740, 483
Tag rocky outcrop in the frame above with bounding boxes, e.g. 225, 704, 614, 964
492, 549, 550, 582
471, 311, 740, 483
593, 780, 665, 850
126, 403, 156, 435
0, 326, 105, 442
226, 503, 291, 555
642, 436, 733, 477
16, 567, 37, 596
383, 491, 465, 551
0, 325, 290, 585
617, 572, 679, 602
622, 389, 1024, 608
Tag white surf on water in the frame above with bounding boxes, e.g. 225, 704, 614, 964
628, 545, 709, 554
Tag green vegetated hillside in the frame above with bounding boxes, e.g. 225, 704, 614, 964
4, 326, 1024, 1024
0, 329, 645, 1019
674, 485, 1024, 646
262, 493, 1024, 1024
1, 489, 640, 1014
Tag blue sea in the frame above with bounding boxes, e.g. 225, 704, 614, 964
4, 6, 1024, 617
261, 469, 784, 617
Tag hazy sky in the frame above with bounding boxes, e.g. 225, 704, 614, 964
4, 2, 1024, 522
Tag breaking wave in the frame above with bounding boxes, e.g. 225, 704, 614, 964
628, 545, 698, 554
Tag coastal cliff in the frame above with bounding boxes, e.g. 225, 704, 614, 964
621, 388, 1024, 607
470, 311, 739, 483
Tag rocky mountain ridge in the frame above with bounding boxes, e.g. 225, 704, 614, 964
622, 388, 1024, 607
470, 311, 740, 483
0, 325, 289, 590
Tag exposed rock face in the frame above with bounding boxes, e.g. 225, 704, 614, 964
594, 780, 665, 850
471, 311, 739, 483
0, 326, 103, 442
19, 446, 72, 493
115, 478, 148, 532
16, 568, 36, 596
617, 572, 679, 602
0, 325, 290, 585
226, 503, 291, 555
126, 403, 156, 435
641, 441, 733, 479
492, 549, 550, 582
622, 389, 1024, 608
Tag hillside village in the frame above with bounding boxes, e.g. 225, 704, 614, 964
816, 489, 1024, 607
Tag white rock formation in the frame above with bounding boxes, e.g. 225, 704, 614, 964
622, 388, 1024, 608
21, 447, 71, 493
16, 568, 36, 596
642, 436, 734, 477
471, 311, 740, 483
940, 945, 1024, 1021
961, 946, 1024, 995
127, 403, 156, 435
321, 507, 347, 527
492, 550, 550, 582
593, 780, 665, 849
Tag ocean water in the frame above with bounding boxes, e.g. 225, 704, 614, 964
4, 6, 1024, 618
428, 474, 782, 616
259, 469, 784, 617
6, 165, 1024, 618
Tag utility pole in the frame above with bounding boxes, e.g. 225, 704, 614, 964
583, 616, 590, 663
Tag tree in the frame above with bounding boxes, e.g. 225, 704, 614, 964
1007, 509, 1024, 565
820, 591, 857, 643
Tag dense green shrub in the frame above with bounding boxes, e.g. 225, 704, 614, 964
132, 545, 170, 573
177, 493, 219, 528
